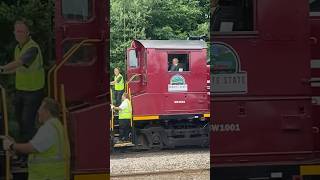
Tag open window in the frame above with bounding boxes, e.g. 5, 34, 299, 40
128, 49, 138, 68
168, 54, 189, 72
62, 0, 93, 21
310, 0, 320, 13
212, 0, 254, 32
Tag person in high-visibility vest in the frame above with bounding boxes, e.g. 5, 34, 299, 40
111, 93, 132, 142
110, 67, 125, 106
0, 18, 45, 166
1, 98, 65, 180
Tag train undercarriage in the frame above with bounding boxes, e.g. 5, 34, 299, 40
111, 115, 210, 150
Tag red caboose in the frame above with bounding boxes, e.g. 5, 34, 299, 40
113, 40, 210, 148
212, 0, 320, 179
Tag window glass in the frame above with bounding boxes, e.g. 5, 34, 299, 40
168, 54, 189, 72
212, 0, 254, 32
310, 0, 320, 12
63, 41, 97, 65
129, 49, 138, 68
62, 0, 92, 21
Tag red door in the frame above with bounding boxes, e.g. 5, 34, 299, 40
54, 0, 108, 103
127, 47, 144, 95
54, 0, 109, 177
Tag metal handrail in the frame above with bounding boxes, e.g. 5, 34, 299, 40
0, 85, 10, 180
60, 84, 71, 180
48, 42, 96, 97
110, 88, 114, 131
128, 88, 133, 127
47, 64, 56, 98
127, 73, 142, 84
53, 39, 101, 101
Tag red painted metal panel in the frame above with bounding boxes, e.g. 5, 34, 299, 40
55, 0, 108, 103
128, 40, 209, 116
69, 103, 109, 173
310, 11, 320, 158
54, 0, 109, 176
211, 0, 316, 168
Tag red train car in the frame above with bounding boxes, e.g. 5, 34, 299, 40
112, 40, 210, 149
211, 0, 320, 179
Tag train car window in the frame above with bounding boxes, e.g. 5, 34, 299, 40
168, 54, 189, 72
310, 0, 320, 12
212, 0, 254, 32
63, 41, 97, 65
129, 49, 138, 68
62, 0, 92, 21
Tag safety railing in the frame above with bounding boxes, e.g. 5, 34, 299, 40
47, 39, 101, 101
125, 73, 142, 93
0, 85, 10, 180
110, 88, 114, 131
59, 84, 71, 180
125, 82, 133, 127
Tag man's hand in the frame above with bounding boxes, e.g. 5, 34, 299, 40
110, 104, 115, 109
0, 66, 4, 74
0, 135, 15, 151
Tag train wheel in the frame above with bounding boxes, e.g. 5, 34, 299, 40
151, 131, 163, 150
136, 134, 148, 149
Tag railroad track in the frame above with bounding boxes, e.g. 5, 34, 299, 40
111, 168, 210, 180
111, 147, 210, 179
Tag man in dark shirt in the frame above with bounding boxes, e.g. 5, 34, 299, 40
0, 19, 45, 169
169, 58, 183, 71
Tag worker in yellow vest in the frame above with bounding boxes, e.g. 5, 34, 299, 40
0, 18, 45, 166
1, 98, 66, 180
111, 93, 132, 142
110, 67, 125, 106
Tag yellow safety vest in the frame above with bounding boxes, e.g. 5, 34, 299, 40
14, 38, 45, 91
28, 118, 66, 180
119, 99, 132, 120
114, 74, 124, 91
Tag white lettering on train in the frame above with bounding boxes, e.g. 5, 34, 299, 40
211, 124, 240, 132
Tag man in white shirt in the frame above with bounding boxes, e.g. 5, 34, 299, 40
111, 93, 132, 142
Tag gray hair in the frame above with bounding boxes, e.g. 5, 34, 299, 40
42, 97, 60, 118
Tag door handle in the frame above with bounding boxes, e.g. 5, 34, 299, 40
312, 126, 320, 133
310, 37, 318, 45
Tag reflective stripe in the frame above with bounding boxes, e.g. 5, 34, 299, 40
311, 59, 320, 69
